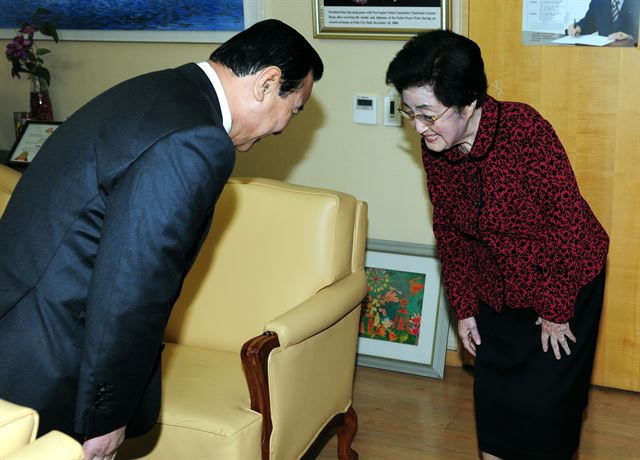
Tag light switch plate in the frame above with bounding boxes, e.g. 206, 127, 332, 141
384, 95, 402, 126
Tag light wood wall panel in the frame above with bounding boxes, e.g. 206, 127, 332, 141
467, 1, 639, 391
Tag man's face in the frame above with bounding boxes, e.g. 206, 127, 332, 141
233, 71, 314, 152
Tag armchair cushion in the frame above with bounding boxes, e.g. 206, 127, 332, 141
122, 345, 262, 459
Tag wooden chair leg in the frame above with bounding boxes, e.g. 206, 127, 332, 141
337, 407, 358, 460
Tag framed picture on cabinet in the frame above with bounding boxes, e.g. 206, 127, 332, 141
8, 121, 61, 164
357, 239, 451, 378
313, 0, 450, 40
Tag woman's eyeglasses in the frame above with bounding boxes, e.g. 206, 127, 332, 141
397, 106, 450, 126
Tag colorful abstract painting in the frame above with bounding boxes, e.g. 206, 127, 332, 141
359, 267, 426, 346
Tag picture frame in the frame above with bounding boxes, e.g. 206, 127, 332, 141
521, 0, 638, 47
357, 239, 450, 379
8, 121, 61, 165
0, 0, 263, 43
313, 0, 450, 40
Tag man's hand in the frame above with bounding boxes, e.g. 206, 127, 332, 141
608, 31, 633, 41
567, 24, 582, 37
536, 317, 576, 360
82, 425, 126, 460
458, 316, 481, 357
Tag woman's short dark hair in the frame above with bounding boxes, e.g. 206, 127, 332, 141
210, 19, 324, 97
386, 30, 487, 108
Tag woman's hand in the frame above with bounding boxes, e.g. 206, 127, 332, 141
458, 316, 481, 357
536, 317, 576, 360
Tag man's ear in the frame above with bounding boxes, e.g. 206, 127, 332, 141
253, 66, 282, 102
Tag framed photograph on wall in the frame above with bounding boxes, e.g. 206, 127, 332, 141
357, 239, 451, 379
521, 0, 638, 47
0, 0, 263, 43
313, 0, 450, 40
8, 121, 61, 164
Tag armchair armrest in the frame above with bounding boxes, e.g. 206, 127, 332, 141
2, 431, 84, 460
241, 269, 367, 460
263, 269, 367, 349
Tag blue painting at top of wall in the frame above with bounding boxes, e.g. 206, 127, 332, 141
0, 0, 244, 31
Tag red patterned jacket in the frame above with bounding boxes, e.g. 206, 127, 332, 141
422, 96, 609, 323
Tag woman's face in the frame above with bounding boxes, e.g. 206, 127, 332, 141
401, 85, 478, 152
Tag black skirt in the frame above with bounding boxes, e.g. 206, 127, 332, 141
473, 267, 606, 460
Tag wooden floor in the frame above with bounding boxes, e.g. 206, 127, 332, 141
316, 366, 640, 460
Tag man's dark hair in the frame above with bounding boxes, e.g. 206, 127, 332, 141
210, 19, 324, 96
386, 30, 487, 108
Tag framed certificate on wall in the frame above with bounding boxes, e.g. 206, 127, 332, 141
313, 0, 450, 40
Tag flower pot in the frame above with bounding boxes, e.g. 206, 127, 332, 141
29, 77, 54, 122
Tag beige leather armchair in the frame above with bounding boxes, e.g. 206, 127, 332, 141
121, 177, 368, 459
0, 399, 84, 460
0, 167, 367, 459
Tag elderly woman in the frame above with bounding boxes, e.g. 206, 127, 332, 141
386, 30, 609, 460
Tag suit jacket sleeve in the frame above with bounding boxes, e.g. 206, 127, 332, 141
576, 0, 600, 35
73, 125, 234, 436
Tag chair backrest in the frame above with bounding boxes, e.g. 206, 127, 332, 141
165, 177, 364, 352
0, 165, 21, 217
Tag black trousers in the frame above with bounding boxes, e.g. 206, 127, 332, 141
474, 267, 606, 460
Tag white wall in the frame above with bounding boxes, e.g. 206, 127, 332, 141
236, 0, 434, 244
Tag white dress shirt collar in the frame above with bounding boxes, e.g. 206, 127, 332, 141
197, 61, 232, 134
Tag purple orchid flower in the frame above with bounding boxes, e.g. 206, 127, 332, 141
19, 23, 38, 36
5, 36, 32, 61
5, 10, 58, 84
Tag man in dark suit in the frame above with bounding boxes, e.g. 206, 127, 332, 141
568, 0, 640, 42
0, 19, 322, 460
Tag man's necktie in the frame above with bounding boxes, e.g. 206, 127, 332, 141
612, 0, 621, 23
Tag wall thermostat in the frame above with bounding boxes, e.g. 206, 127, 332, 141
353, 95, 377, 125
